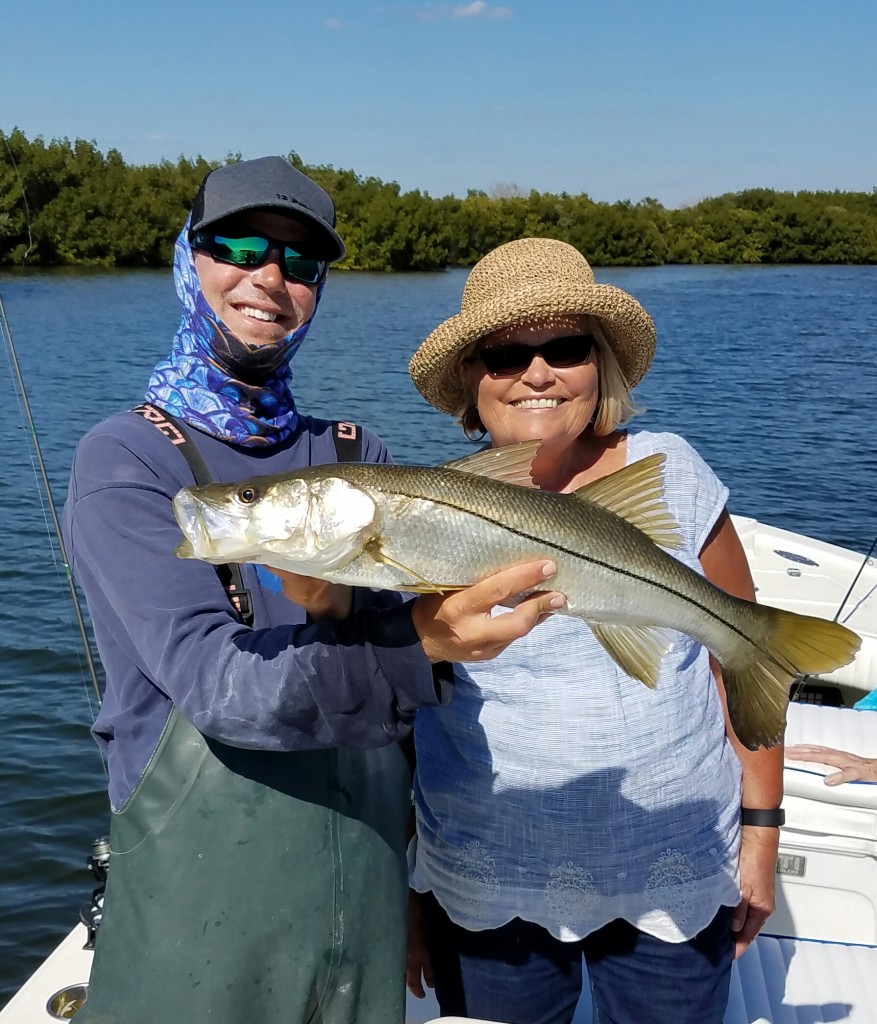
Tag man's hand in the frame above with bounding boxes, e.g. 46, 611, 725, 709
410, 560, 565, 663
263, 567, 353, 621
785, 744, 877, 785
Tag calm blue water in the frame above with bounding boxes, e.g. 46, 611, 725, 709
0, 264, 875, 1006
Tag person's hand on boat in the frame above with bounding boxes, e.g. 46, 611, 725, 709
406, 889, 434, 999
411, 559, 565, 663
263, 567, 353, 620
785, 744, 877, 785
732, 826, 778, 958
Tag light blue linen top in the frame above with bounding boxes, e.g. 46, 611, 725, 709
410, 430, 744, 942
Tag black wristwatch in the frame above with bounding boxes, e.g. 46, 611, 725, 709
741, 806, 785, 827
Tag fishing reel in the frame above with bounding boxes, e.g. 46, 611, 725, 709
87, 836, 111, 883
79, 836, 111, 950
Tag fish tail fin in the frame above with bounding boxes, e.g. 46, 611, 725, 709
724, 611, 861, 750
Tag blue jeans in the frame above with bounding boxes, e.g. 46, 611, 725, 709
422, 894, 735, 1024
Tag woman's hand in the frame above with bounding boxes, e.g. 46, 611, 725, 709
785, 744, 877, 785
410, 560, 565, 663
732, 826, 778, 958
263, 567, 353, 621
406, 890, 434, 999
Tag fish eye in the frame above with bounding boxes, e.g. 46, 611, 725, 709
235, 485, 261, 505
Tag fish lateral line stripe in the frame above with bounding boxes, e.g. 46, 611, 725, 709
347, 473, 796, 675
406, 491, 788, 672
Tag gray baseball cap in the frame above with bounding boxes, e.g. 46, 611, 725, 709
189, 156, 345, 262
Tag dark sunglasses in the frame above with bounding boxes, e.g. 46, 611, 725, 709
477, 334, 595, 376
190, 230, 326, 285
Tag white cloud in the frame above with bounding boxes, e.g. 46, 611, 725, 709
452, 1, 512, 17
417, 2, 512, 21
325, 17, 345, 29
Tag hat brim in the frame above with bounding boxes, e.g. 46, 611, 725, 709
409, 280, 656, 416
192, 201, 346, 263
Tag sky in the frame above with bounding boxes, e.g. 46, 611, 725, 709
1, 0, 875, 207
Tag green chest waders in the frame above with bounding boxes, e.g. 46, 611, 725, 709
77, 413, 412, 1024
77, 711, 411, 1024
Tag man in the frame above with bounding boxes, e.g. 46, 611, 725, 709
63, 156, 561, 1024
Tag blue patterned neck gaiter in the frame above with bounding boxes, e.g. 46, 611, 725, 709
145, 223, 323, 447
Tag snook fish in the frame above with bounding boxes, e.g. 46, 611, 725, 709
172, 443, 860, 749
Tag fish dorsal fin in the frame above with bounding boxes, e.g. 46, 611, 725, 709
590, 623, 677, 688
440, 440, 541, 488
574, 454, 683, 550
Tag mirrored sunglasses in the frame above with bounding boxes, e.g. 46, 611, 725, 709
190, 230, 326, 285
477, 334, 595, 377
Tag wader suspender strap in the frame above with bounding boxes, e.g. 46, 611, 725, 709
332, 420, 362, 462
131, 404, 362, 626
131, 403, 254, 625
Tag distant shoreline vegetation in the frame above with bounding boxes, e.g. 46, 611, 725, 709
2, 129, 876, 270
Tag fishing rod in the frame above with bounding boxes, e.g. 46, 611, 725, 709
1, 134, 102, 706
788, 526, 877, 706
833, 532, 877, 625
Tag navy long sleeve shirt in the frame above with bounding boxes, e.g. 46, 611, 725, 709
63, 411, 445, 809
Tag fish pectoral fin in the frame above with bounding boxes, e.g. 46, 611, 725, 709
574, 454, 683, 550
589, 623, 676, 688
397, 582, 470, 594
440, 440, 541, 488
367, 545, 456, 595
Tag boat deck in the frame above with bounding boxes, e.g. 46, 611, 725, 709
727, 935, 877, 1024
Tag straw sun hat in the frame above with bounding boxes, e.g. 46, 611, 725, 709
408, 238, 656, 416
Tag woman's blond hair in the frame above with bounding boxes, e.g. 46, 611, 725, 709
457, 315, 643, 439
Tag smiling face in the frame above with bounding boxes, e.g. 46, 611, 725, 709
193, 210, 319, 347
461, 314, 601, 453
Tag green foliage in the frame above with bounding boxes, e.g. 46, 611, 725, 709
2, 128, 876, 269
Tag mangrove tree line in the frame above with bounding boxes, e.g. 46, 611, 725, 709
2, 129, 876, 270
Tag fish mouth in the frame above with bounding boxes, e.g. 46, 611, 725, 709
172, 491, 217, 560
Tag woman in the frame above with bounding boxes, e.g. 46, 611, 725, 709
406, 238, 784, 1024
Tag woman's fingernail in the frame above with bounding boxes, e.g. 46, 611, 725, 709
542, 561, 558, 577
549, 594, 566, 609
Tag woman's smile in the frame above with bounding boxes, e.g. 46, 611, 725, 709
509, 396, 567, 410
